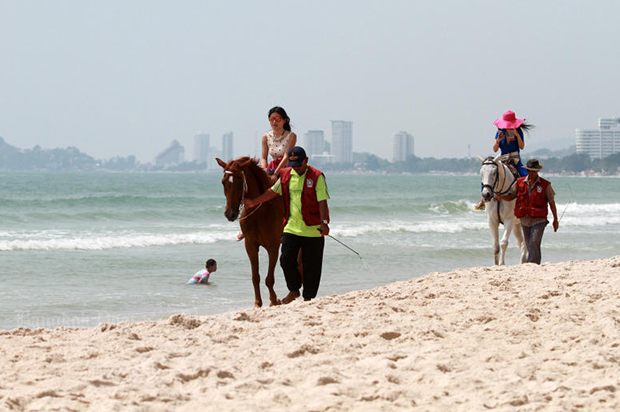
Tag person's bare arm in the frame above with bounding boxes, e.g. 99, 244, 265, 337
318, 200, 330, 236
493, 132, 504, 153
260, 135, 269, 169
549, 199, 559, 232
516, 131, 525, 150
494, 193, 516, 201
273, 133, 297, 176
244, 189, 279, 208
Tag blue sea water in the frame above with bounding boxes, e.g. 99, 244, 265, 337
1, 171, 618, 330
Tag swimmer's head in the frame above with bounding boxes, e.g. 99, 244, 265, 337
206, 259, 217, 272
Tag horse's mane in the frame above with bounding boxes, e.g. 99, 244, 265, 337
229, 156, 273, 192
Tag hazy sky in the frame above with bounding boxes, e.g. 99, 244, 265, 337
2, 0, 620, 162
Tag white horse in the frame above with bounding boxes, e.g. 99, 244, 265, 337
478, 154, 527, 265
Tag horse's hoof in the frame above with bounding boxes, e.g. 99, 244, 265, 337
270, 299, 281, 306
254, 302, 263, 308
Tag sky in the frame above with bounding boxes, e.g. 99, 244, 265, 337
1, 0, 620, 162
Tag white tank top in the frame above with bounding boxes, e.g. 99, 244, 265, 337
267, 131, 292, 160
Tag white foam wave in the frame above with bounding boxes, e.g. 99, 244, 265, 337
560, 215, 620, 227
333, 219, 489, 237
559, 201, 620, 214
551, 202, 620, 226
333, 202, 620, 236
2, 201, 619, 251
0, 230, 238, 251
428, 199, 472, 214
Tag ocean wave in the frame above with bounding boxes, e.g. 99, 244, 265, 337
332, 219, 489, 236
0, 230, 238, 251
560, 215, 620, 227
0, 195, 225, 214
428, 199, 473, 214
331, 199, 476, 216
332, 201, 620, 235
0, 206, 227, 225
559, 201, 620, 214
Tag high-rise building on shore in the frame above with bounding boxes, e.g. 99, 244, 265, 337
193, 132, 210, 163
331, 120, 353, 163
304, 130, 325, 158
391, 131, 415, 162
576, 117, 620, 159
222, 132, 234, 161
155, 140, 185, 167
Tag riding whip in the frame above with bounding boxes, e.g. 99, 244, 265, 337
325, 233, 362, 259
558, 184, 575, 225
322, 231, 377, 276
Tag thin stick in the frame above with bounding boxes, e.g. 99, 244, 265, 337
558, 184, 575, 224
326, 234, 362, 259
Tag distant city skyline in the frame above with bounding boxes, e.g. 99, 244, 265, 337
2, 2, 616, 163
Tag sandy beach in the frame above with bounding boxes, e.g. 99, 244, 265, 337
1, 257, 619, 411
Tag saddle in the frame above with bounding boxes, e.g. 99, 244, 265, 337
506, 162, 519, 179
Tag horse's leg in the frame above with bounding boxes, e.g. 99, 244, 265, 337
244, 241, 262, 308
499, 209, 513, 266
265, 244, 281, 306
487, 202, 500, 265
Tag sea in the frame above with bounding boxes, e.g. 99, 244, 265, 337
1, 171, 618, 330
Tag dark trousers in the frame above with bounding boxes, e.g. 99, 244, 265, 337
522, 222, 547, 264
280, 233, 325, 300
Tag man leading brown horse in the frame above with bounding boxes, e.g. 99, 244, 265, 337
244, 146, 331, 304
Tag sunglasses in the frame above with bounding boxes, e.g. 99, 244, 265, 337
269, 116, 283, 122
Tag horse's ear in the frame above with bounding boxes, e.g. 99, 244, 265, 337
477, 155, 485, 163
239, 157, 254, 168
493, 154, 503, 162
216, 158, 227, 169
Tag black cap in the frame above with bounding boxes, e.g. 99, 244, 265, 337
287, 146, 307, 167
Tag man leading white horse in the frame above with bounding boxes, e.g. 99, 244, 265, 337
496, 159, 559, 265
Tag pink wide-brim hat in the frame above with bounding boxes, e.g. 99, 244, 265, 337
493, 110, 525, 129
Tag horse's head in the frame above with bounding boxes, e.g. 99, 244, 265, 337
217, 157, 254, 221
479, 155, 499, 202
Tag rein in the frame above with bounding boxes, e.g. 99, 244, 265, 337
224, 169, 262, 221
482, 159, 517, 197
482, 159, 515, 226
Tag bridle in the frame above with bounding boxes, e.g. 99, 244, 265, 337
223, 169, 261, 221
481, 158, 517, 197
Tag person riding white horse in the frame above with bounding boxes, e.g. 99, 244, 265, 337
476, 110, 534, 210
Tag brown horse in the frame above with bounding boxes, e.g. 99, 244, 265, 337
216, 156, 282, 307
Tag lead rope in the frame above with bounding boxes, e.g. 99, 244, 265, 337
494, 160, 517, 197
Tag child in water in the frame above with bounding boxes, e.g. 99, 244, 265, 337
186, 259, 217, 284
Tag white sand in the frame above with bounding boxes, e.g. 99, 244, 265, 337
1, 257, 619, 411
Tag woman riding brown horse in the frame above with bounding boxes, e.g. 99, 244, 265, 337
216, 156, 283, 307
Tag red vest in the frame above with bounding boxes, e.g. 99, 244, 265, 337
514, 176, 550, 219
280, 166, 327, 226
